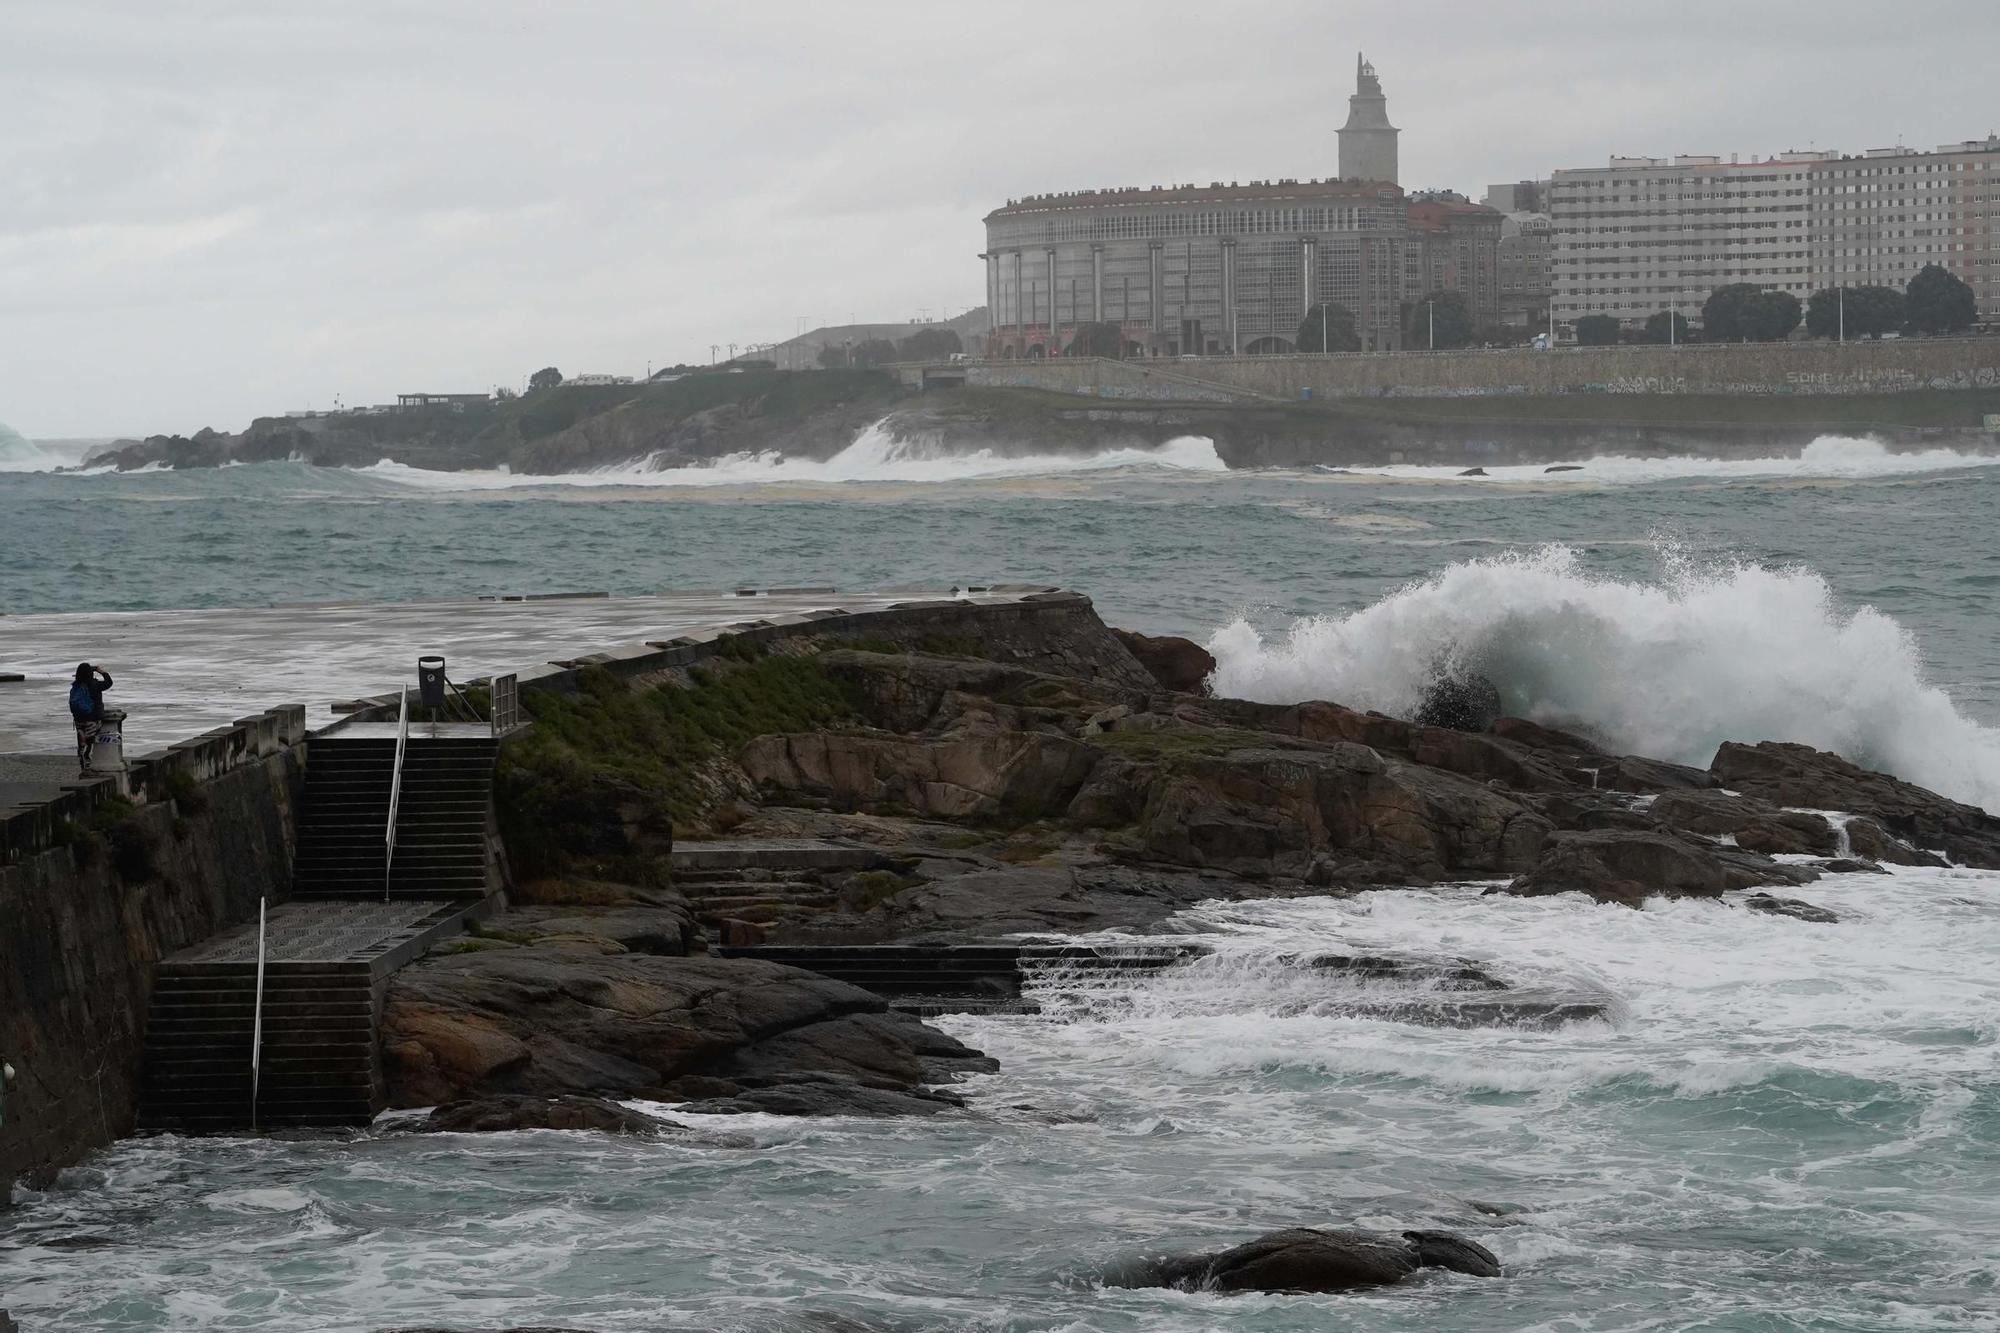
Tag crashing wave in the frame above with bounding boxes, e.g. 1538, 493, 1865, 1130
1207, 543, 2000, 811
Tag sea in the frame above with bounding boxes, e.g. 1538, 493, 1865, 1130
3, 423, 2000, 1330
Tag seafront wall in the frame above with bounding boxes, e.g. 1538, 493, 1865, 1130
0, 715, 304, 1189
937, 339, 2000, 403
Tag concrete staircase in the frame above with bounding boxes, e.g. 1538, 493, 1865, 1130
139, 961, 376, 1132
675, 867, 844, 943
292, 734, 497, 899
137, 897, 486, 1134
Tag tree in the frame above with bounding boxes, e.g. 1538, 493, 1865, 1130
816, 345, 848, 369
1402, 291, 1474, 350
1805, 285, 1906, 340
494, 386, 519, 401
1295, 303, 1361, 353
1574, 314, 1622, 346
1701, 285, 1798, 342
1640, 310, 1692, 345
527, 366, 563, 393
1066, 321, 1126, 358
1748, 290, 1802, 341
849, 338, 898, 368
896, 327, 963, 361
1905, 264, 1977, 335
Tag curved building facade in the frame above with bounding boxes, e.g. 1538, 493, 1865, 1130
981, 55, 1496, 358
982, 178, 1412, 357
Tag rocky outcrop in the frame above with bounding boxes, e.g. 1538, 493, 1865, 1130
1646, 790, 1839, 857
1111, 629, 1215, 694
379, 949, 993, 1113
1711, 741, 2000, 867
1496, 828, 1814, 907
1116, 1226, 1501, 1294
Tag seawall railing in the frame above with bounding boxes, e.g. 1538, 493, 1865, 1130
0, 703, 308, 866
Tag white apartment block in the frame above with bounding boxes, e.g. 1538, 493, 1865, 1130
1550, 153, 1822, 328
1552, 137, 2000, 333
1812, 138, 2000, 321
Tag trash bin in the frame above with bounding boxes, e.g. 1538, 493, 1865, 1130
91, 708, 129, 774
417, 656, 447, 710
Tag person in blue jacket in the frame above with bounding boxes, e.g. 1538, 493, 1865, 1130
69, 663, 113, 777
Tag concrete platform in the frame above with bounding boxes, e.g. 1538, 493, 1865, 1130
0, 586, 1054, 755
167, 898, 476, 979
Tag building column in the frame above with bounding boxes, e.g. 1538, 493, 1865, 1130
1301, 236, 1317, 324
1148, 242, 1165, 342
1221, 239, 1238, 354
1011, 251, 1024, 344
1091, 245, 1104, 323
984, 253, 999, 333
1045, 248, 1059, 347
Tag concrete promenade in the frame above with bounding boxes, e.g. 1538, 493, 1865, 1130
0, 585, 1059, 756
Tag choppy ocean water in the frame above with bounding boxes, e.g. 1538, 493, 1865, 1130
4, 430, 2000, 1329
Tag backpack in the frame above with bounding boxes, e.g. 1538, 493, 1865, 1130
69, 683, 95, 720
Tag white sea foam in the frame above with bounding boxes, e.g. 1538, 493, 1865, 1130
356, 421, 1227, 491
1345, 434, 2000, 485
1208, 543, 2000, 811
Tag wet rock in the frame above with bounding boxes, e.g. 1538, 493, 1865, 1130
1544, 464, 1583, 473
1743, 893, 1841, 924
1122, 1226, 1501, 1294
1710, 740, 2000, 867
1818, 857, 1889, 875
1458, 466, 1487, 476
1648, 790, 1839, 857
673, 1071, 967, 1118
1496, 828, 1812, 907
418, 1094, 676, 1135
1489, 716, 1605, 754
1414, 674, 1503, 732
379, 949, 990, 1115
1842, 815, 1948, 868
499, 904, 698, 956
0, 1313, 15, 1333
1111, 628, 1216, 695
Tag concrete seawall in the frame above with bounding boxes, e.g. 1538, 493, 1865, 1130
927, 340, 2000, 403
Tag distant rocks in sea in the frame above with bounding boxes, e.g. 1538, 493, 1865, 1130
1544, 464, 1584, 472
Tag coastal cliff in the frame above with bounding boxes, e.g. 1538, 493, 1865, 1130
87, 368, 2000, 476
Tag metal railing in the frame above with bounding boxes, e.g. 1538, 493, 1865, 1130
490, 673, 519, 737
250, 896, 267, 1131
384, 687, 410, 903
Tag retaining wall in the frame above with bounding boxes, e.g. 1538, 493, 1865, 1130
0, 746, 301, 1190
945, 340, 2000, 403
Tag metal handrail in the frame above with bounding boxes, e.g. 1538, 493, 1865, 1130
384, 687, 410, 903
250, 896, 267, 1131
490, 673, 519, 737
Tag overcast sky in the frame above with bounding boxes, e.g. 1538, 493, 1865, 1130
4, 0, 1995, 437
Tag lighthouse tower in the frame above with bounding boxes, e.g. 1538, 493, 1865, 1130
1337, 53, 1400, 185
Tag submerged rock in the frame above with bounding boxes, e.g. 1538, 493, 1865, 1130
1118, 1226, 1501, 1294
1743, 893, 1841, 923
418, 1094, 676, 1135
673, 1072, 967, 1118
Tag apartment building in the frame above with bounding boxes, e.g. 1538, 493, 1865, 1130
1552, 137, 2000, 334
1811, 137, 2000, 320
1550, 153, 1823, 330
